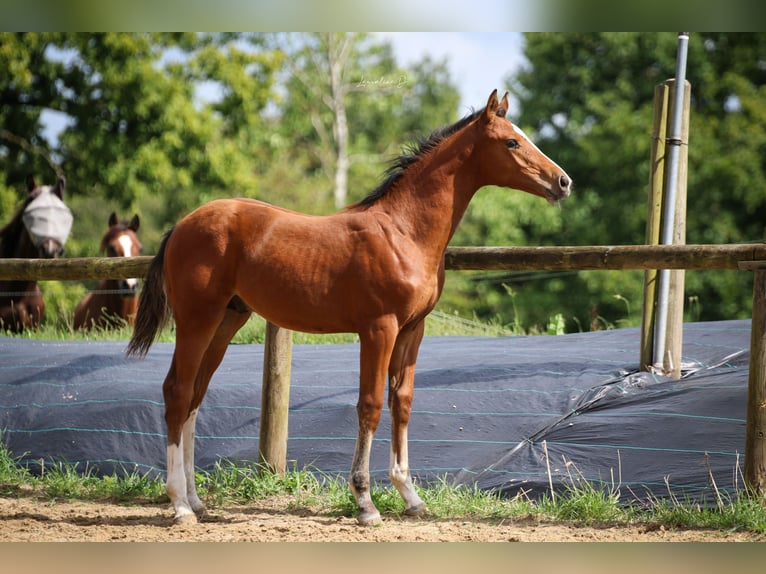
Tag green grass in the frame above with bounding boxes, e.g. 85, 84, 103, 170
1, 443, 763, 534
4, 307, 521, 344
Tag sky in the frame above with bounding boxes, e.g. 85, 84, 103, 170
41, 33, 527, 144
379, 32, 527, 114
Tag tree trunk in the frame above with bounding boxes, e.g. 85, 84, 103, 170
326, 34, 351, 209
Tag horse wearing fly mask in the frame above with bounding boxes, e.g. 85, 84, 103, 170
0, 175, 72, 332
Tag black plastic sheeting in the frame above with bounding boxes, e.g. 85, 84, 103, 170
0, 320, 751, 504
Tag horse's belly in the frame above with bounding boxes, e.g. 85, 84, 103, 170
236, 260, 440, 335
235, 267, 364, 333
242, 289, 356, 334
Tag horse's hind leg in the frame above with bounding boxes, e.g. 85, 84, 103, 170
388, 319, 427, 517
162, 356, 200, 525
164, 301, 252, 525
180, 408, 204, 515
181, 302, 252, 518
163, 302, 231, 524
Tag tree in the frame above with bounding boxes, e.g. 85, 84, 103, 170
538, 33, 765, 329
273, 33, 460, 212
0, 33, 68, 185
0, 33, 282, 254
448, 33, 766, 331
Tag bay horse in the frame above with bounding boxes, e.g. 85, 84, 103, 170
0, 175, 72, 332
73, 212, 143, 330
127, 90, 572, 526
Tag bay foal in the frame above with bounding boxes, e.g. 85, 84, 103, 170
128, 90, 572, 526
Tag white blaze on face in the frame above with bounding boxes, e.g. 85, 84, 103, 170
511, 122, 569, 177
117, 234, 138, 288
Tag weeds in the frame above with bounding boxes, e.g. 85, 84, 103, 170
1, 441, 763, 534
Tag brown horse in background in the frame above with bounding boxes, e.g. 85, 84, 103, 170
74, 212, 142, 330
127, 90, 572, 526
0, 175, 72, 332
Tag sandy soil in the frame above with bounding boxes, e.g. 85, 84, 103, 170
1, 493, 762, 542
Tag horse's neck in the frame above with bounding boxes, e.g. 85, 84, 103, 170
375, 137, 481, 255
0, 218, 22, 258
4, 229, 36, 258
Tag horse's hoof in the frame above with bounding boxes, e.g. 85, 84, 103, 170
192, 504, 207, 518
357, 511, 382, 527
405, 503, 428, 517
173, 512, 198, 526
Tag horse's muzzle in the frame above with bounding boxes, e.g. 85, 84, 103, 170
37, 239, 64, 258
546, 173, 573, 205
119, 278, 139, 297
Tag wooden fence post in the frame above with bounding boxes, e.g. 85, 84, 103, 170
640, 82, 669, 370
745, 267, 766, 495
258, 321, 293, 475
640, 78, 690, 378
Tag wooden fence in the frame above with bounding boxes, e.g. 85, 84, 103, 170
2, 243, 766, 493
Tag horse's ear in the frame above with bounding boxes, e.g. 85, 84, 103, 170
496, 92, 510, 118
26, 175, 37, 193
483, 89, 499, 122
109, 212, 118, 227
53, 176, 66, 198
129, 214, 140, 232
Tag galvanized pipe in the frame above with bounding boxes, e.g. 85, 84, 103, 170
653, 32, 690, 371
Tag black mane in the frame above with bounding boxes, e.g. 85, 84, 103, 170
355, 109, 482, 207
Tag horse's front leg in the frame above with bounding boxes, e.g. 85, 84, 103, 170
388, 319, 427, 517
350, 320, 397, 526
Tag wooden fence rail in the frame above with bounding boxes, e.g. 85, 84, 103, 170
2, 243, 766, 281
2, 243, 766, 494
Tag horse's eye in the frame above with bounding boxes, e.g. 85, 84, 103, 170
506, 139, 520, 149
106, 246, 117, 256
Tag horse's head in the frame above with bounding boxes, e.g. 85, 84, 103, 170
102, 212, 143, 295
474, 90, 572, 205
22, 175, 73, 258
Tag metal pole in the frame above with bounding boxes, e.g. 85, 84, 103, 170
653, 32, 690, 371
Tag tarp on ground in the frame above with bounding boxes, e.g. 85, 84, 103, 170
0, 320, 750, 504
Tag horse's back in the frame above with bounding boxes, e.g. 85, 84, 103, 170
170, 197, 353, 260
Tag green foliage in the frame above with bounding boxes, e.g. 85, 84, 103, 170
1, 32, 459, 246
503, 32, 766, 330
274, 33, 460, 211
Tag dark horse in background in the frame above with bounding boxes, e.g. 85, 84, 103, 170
0, 175, 72, 332
128, 90, 572, 526
74, 212, 143, 330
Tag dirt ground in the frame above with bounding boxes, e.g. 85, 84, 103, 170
1, 493, 763, 542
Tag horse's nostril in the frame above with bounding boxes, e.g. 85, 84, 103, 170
559, 174, 571, 190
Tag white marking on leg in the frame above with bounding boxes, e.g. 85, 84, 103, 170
389, 426, 426, 515
167, 438, 196, 523
349, 428, 381, 525
182, 408, 205, 515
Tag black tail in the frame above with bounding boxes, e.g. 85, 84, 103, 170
126, 227, 174, 357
